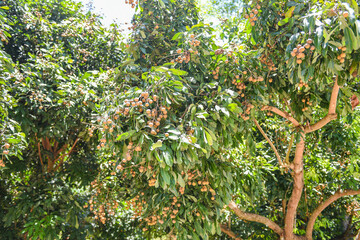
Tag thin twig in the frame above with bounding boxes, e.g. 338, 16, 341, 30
261, 105, 300, 127
54, 138, 79, 172
36, 139, 44, 168
285, 134, 295, 165
253, 118, 285, 168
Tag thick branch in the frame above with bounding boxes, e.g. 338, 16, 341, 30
54, 138, 79, 172
305, 79, 340, 133
228, 201, 284, 236
284, 134, 305, 239
221, 224, 242, 240
306, 189, 360, 240
253, 118, 285, 167
261, 106, 300, 127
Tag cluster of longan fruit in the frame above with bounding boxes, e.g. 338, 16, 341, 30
185, 171, 216, 199
126, 195, 146, 219
148, 177, 157, 187
301, 97, 312, 112
240, 103, 254, 121
339, 157, 351, 168
329, 7, 349, 18
2, 142, 10, 156
290, 39, 315, 64
114, 92, 170, 136
0, 29, 7, 42
95, 116, 116, 136
346, 201, 359, 217
298, 79, 310, 88
245, 4, 261, 26
212, 66, 220, 80
85, 181, 119, 224
29, 91, 47, 109
172, 49, 191, 64
144, 214, 163, 226
145, 105, 170, 136
125, 0, 137, 8
260, 53, 277, 71
124, 22, 137, 31
248, 75, 264, 83
232, 79, 246, 93
336, 46, 347, 63
189, 34, 200, 47
123, 92, 153, 115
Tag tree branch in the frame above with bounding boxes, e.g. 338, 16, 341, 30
306, 189, 360, 240
221, 224, 242, 240
228, 201, 284, 236
37, 141, 44, 168
54, 138, 79, 172
305, 78, 340, 133
253, 118, 285, 168
261, 105, 300, 127
285, 134, 295, 165
284, 133, 305, 239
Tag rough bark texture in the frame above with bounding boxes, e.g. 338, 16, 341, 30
228, 201, 284, 236
227, 78, 348, 240
262, 105, 300, 127
305, 79, 339, 133
306, 189, 360, 240
284, 134, 305, 239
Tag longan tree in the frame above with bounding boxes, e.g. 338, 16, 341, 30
90, 0, 360, 239
0, 0, 135, 239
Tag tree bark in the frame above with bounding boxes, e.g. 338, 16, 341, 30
254, 118, 285, 167
305, 79, 340, 133
228, 201, 284, 236
221, 224, 242, 240
261, 105, 300, 127
305, 189, 360, 240
284, 134, 305, 239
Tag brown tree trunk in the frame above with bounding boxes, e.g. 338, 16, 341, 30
284, 134, 305, 239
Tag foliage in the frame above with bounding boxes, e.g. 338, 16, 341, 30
0, 0, 144, 239
1, 0, 360, 239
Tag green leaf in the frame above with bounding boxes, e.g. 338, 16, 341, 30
151, 140, 163, 150
345, 27, 358, 50
168, 129, 181, 135
177, 173, 185, 187
172, 32, 183, 40
116, 130, 136, 141
187, 195, 197, 202
163, 151, 173, 166
285, 6, 295, 19
160, 168, 170, 185
159, 0, 165, 8
169, 69, 188, 76
75, 216, 79, 229
204, 131, 213, 146
278, 18, 289, 26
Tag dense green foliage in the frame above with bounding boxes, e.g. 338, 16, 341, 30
0, 0, 359, 239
